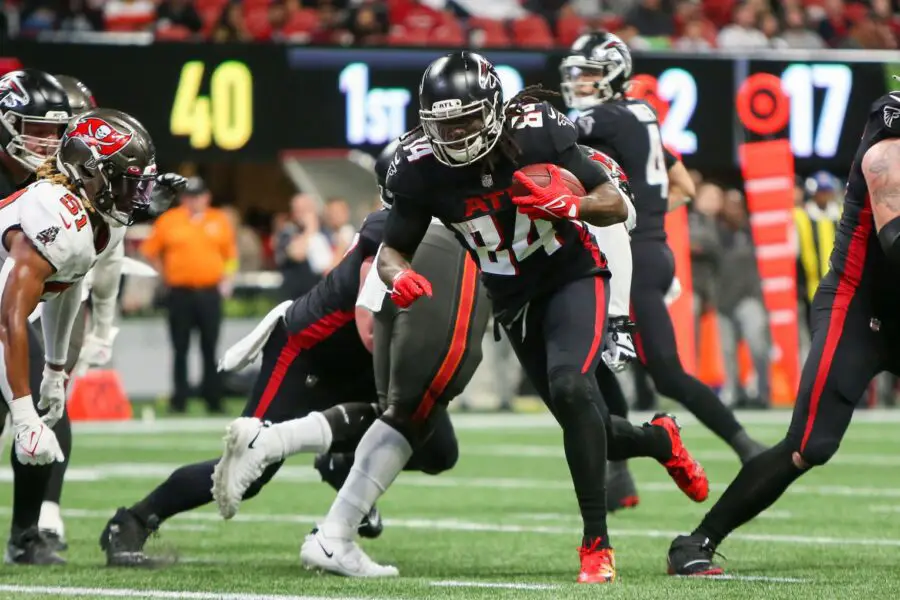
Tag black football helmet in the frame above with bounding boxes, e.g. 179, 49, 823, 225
56, 108, 157, 227
0, 69, 71, 171
418, 51, 505, 168
54, 75, 97, 115
375, 137, 401, 208
560, 32, 633, 110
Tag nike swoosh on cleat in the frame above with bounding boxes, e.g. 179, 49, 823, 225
316, 536, 334, 559
247, 429, 262, 450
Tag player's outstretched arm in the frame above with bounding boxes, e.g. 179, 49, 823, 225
378, 198, 433, 308
668, 159, 695, 211
1, 232, 55, 400
863, 138, 900, 263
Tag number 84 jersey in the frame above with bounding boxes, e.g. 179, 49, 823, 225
0, 180, 125, 298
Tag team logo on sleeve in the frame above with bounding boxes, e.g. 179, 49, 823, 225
0, 75, 29, 109
577, 115, 595, 135
68, 117, 133, 159
884, 104, 900, 129
36, 226, 60, 246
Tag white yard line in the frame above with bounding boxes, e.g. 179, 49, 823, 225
9, 462, 900, 499
695, 575, 807, 583
431, 581, 559, 590
8, 507, 899, 549
68, 409, 900, 435
0, 586, 381, 600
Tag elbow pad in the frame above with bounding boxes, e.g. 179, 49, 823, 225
878, 216, 900, 265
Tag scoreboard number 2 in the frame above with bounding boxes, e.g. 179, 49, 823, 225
170, 60, 253, 151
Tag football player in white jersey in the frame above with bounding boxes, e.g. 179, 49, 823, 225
0, 108, 155, 496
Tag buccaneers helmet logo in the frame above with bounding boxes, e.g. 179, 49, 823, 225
0, 75, 30, 109
68, 117, 133, 157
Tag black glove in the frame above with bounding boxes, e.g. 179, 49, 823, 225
148, 172, 186, 216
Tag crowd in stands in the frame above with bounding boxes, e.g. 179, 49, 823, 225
2, 0, 898, 49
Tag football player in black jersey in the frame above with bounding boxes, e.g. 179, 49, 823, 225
667, 91, 900, 575
561, 32, 765, 465
0, 69, 72, 565
306, 51, 708, 583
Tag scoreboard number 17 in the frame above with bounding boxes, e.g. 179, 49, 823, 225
170, 60, 253, 151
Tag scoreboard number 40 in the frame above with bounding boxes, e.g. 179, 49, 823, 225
170, 60, 253, 151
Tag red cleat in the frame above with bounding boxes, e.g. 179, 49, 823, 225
577, 540, 616, 584
651, 413, 709, 502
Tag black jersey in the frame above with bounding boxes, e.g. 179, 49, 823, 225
834, 93, 900, 306
574, 99, 668, 241
281, 209, 386, 381
383, 101, 611, 320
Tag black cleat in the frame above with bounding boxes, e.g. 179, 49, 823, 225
99, 507, 159, 567
40, 529, 68, 552
606, 460, 639, 513
358, 505, 383, 539
667, 534, 724, 576
5, 527, 66, 565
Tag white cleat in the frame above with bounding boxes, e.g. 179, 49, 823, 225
300, 528, 399, 577
212, 417, 280, 520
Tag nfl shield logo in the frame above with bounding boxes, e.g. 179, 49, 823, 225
481, 173, 493, 187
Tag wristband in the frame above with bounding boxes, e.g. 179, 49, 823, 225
9, 396, 37, 423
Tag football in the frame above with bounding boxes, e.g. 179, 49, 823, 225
510, 164, 586, 198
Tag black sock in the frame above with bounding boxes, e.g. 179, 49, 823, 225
548, 369, 609, 547
321, 403, 379, 454
606, 416, 671, 462
694, 440, 803, 546
131, 460, 218, 524
314, 452, 354, 492
596, 364, 629, 419
44, 410, 72, 505
10, 449, 52, 536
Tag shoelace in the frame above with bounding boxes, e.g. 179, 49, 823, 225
578, 539, 612, 570
697, 539, 727, 564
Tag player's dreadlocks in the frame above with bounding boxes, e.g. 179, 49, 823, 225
36, 157, 93, 210
496, 84, 561, 166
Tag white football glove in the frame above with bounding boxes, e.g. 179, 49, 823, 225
601, 317, 638, 373
664, 276, 682, 307
9, 397, 64, 465
37, 366, 67, 427
80, 327, 119, 369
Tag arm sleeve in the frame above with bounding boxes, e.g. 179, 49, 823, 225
41, 279, 84, 366
382, 194, 431, 256
283, 241, 363, 336
89, 241, 123, 338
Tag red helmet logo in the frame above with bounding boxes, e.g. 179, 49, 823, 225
68, 116, 132, 157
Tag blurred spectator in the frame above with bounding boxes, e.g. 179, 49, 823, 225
156, 0, 202, 33
348, 1, 388, 45
141, 176, 237, 415
211, 2, 253, 42
717, 3, 768, 48
322, 196, 355, 258
104, 0, 155, 31
777, 6, 825, 48
840, 9, 898, 49
689, 183, 724, 320
57, 0, 105, 31
817, 0, 850, 46
276, 194, 334, 300
19, 0, 59, 33
674, 17, 714, 50
794, 171, 842, 320
716, 190, 771, 408
268, 0, 290, 40
392, 0, 443, 32
615, 23, 652, 48
221, 207, 265, 272
626, 0, 675, 37
759, 10, 783, 46
452, 0, 526, 20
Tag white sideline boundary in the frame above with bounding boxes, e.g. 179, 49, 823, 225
431, 581, 559, 590
0, 586, 381, 600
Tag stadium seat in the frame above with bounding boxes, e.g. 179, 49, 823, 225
702, 0, 736, 28
244, 6, 272, 40
155, 24, 194, 40
195, 0, 226, 11
511, 14, 554, 48
430, 23, 467, 46
283, 8, 319, 34
387, 24, 431, 46
556, 14, 588, 47
467, 17, 511, 48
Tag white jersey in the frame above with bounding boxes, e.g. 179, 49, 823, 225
0, 180, 125, 299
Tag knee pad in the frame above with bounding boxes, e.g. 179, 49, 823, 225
242, 460, 283, 501
415, 437, 459, 475
548, 368, 597, 416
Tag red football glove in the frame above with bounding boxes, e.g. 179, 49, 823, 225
390, 269, 433, 308
512, 165, 582, 221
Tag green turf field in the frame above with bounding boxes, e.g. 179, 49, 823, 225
2, 410, 900, 600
